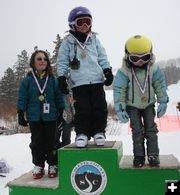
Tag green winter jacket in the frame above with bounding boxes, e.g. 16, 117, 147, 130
113, 58, 168, 111
17, 72, 65, 121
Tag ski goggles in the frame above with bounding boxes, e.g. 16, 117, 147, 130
73, 17, 92, 27
128, 53, 152, 64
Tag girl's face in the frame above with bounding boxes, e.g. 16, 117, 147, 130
75, 16, 92, 33
76, 24, 90, 33
34, 52, 48, 73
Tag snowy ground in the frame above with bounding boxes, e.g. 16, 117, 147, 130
0, 81, 180, 195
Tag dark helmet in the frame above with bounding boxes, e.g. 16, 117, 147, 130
68, 6, 92, 30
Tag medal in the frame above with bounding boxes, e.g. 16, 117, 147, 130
141, 96, 147, 102
72, 33, 91, 59
80, 51, 87, 58
132, 65, 150, 95
31, 70, 49, 102
39, 95, 45, 101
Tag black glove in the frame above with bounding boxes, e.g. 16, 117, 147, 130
177, 102, 180, 111
103, 68, 114, 86
57, 76, 69, 95
18, 110, 28, 127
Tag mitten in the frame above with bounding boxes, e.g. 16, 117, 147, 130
157, 103, 167, 118
18, 110, 28, 126
116, 104, 129, 123
117, 111, 129, 123
103, 68, 114, 86
57, 76, 69, 95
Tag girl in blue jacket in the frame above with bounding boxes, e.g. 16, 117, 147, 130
17, 50, 64, 179
113, 35, 168, 167
57, 7, 113, 148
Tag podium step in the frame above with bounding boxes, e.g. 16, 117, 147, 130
8, 170, 58, 189
64, 140, 119, 149
120, 154, 180, 169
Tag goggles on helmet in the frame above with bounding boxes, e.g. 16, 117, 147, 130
128, 53, 152, 65
72, 17, 92, 28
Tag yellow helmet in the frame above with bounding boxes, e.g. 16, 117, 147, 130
125, 35, 152, 54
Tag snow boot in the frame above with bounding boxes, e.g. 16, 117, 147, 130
48, 165, 58, 178
148, 155, 160, 167
133, 156, 145, 167
75, 134, 88, 148
32, 165, 45, 179
93, 133, 106, 146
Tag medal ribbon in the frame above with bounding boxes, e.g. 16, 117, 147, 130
72, 33, 91, 50
131, 65, 150, 94
31, 70, 49, 95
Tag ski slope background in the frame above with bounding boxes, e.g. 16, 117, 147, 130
0, 81, 180, 195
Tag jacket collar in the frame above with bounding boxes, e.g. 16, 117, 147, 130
66, 32, 94, 45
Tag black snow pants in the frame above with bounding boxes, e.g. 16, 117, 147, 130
72, 83, 108, 139
29, 120, 57, 166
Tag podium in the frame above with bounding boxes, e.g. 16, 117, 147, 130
8, 141, 180, 195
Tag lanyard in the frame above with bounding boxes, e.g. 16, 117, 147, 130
31, 70, 49, 95
72, 33, 91, 50
131, 64, 150, 94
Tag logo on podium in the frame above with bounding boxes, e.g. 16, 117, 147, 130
71, 161, 107, 195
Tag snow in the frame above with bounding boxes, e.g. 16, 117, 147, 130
1, 81, 180, 195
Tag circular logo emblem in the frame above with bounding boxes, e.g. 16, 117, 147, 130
71, 161, 107, 195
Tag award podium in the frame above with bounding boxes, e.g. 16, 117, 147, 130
8, 141, 180, 195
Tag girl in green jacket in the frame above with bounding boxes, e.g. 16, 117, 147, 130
17, 50, 64, 179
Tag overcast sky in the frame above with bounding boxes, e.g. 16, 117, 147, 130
0, 0, 180, 78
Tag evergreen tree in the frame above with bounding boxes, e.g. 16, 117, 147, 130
13, 50, 29, 81
51, 34, 63, 76
0, 67, 16, 103
13, 50, 29, 100
0, 68, 17, 123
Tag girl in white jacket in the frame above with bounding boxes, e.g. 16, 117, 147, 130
57, 6, 113, 147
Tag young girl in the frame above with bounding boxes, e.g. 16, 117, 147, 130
113, 35, 168, 167
57, 6, 113, 147
17, 50, 64, 179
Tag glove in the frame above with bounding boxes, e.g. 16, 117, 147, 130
176, 102, 180, 111
57, 76, 69, 95
117, 111, 129, 123
157, 103, 167, 118
116, 103, 129, 123
18, 111, 28, 126
103, 68, 114, 86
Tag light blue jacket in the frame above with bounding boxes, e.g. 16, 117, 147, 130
113, 58, 168, 111
57, 33, 111, 88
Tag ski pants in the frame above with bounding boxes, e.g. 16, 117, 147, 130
126, 104, 159, 157
72, 83, 108, 139
29, 120, 57, 166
